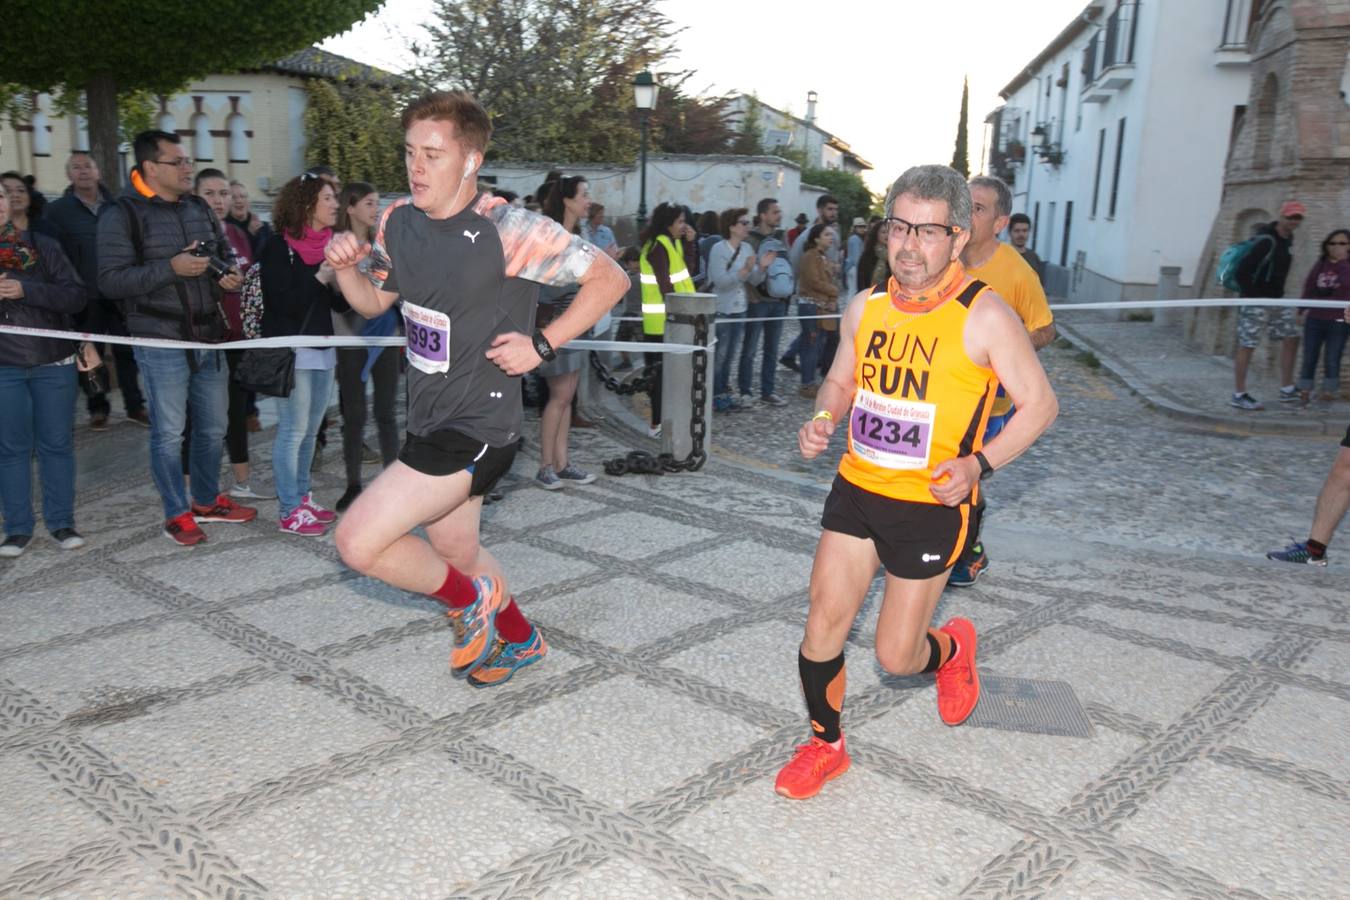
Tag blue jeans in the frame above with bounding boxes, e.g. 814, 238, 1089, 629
740, 300, 785, 397
797, 301, 820, 386
713, 313, 746, 398
1297, 318, 1349, 393
134, 347, 229, 519
273, 366, 335, 515
0, 363, 77, 536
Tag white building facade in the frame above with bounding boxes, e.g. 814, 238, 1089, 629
480, 155, 826, 246
985, 0, 1255, 300
725, 93, 874, 176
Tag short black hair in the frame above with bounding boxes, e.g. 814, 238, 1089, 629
194, 167, 228, 190
1008, 212, 1031, 228
133, 130, 180, 174
756, 197, 778, 215
817, 194, 838, 209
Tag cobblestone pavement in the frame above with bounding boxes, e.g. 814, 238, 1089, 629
1, 335, 1347, 899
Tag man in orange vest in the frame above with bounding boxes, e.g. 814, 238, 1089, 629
774, 164, 1059, 800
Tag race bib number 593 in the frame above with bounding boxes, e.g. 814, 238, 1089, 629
848, 388, 935, 469
402, 300, 450, 375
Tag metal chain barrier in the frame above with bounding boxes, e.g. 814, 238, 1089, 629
598, 313, 709, 476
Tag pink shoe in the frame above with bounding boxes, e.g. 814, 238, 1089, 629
302, 493, 337, 524
279, 506, 327, 536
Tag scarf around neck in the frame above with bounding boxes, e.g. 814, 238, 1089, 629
0, 221, 38, 272
284, 225, 331, 265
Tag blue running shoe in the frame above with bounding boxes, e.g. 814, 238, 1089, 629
947, 544, 989, 587
1266, 540, 1328, 567
468, 628, 548, 688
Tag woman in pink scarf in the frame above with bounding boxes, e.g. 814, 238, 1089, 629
259, 174, 344, 535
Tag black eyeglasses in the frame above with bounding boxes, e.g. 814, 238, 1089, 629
883, 216, 963, 244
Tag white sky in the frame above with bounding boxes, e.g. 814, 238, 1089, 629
321, 0, 1092, 195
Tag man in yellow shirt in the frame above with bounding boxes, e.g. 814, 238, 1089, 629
952, 176, 1056, 586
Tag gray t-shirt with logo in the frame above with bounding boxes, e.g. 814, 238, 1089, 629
367, 193, 596, 446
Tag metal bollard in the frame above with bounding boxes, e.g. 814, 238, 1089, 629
661, 292, 716, 462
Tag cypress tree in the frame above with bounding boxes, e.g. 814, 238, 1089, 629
951, 76, 970, 178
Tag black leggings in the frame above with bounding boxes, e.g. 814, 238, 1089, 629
644, 333, 663, 427
336, 347, 401, 486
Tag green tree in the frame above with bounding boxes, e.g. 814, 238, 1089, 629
649, 74, 736, 156
801, 167, 875, 233
0, 0, 383, 188
950, 76, 970, 178
729, 93, 766, 156
414, 0, 678, 162
304, 79, 407, 192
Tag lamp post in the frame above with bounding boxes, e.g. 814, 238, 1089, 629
632, 70, 658, 232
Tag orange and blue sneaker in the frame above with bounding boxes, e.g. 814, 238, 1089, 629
448, 575, 504, 678
773, 735, 851, 800
936, 617, 980, 725
467, 628, 548, 688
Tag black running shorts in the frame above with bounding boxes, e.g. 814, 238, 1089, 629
1342, 422, 1350, 449
820, 475, 973, 580
399, 428, 518, 496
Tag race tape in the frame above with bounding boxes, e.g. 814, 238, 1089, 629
615, 296, 1349, 326
0, 324, 708, 355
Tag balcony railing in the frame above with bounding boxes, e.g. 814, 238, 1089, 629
1219, 0, 1253, 50
1080, 1, 1139, 97
1102, 1, 1138, 71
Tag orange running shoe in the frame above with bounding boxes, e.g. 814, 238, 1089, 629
774, 736, 851, 800
448, 575, 503, 678
467, 628, 548, 688
936, 617, 980, 725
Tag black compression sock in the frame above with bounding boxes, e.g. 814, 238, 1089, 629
1307, 538, 1327, 559
799, 649, 845, 743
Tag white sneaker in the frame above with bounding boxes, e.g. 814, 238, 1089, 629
230, 482, 277, 500
648, 424, 662, 438
51, 528, 86, 550
761, 393, 788, 407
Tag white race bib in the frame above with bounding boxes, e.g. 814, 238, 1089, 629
848, 388, 936, 470
402, 300, 450, 375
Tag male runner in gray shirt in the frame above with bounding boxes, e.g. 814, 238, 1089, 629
327, 91, 627, 687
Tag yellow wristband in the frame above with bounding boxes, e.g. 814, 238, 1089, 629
812, 410, 834, 422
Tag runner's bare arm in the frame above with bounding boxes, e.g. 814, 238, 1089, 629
800, 288, 869, 460
539, 252, 628, 349
1029, 322, 1057, 350
326, 232, 397, 317
968, 292, 1058, 470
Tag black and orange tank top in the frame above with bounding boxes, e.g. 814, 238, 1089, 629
837, 262, 999, 505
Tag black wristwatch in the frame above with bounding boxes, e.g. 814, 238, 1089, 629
974, 451, 995, 481
531, 330, 557, 362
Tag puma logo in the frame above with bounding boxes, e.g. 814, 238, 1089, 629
463, 229, 480, 244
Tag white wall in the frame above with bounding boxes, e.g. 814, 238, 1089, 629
480, 155, 820, 243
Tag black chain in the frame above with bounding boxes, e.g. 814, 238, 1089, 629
600, 313, 709, 476
589, 350, 658, 396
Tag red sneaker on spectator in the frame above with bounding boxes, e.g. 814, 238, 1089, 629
164, 511, 207, 546
191, 495, 258, 524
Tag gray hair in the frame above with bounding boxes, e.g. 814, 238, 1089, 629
968, 175, 1012, 217
885, 165, 972, 232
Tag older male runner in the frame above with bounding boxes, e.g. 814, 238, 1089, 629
775, 165, 1058, 799
328, 91, 627, 687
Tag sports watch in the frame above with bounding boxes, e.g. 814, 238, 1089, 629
531, 330, 557, 362
974, 451, 994, 481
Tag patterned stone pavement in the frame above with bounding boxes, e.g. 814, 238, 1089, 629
1, 340, 1347, 899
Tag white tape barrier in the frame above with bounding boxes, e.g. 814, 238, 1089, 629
617, 296, 1350, 326
0, 324, 708, 355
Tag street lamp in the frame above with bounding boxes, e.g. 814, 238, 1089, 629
633, 70, 658, 232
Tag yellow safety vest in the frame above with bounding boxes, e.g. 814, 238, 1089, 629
639, 234, 695, 336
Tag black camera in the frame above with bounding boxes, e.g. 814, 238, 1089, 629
190, 240, 232, 281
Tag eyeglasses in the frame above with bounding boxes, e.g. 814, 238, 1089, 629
883, 216, 963, 244
150, 157, 193, 169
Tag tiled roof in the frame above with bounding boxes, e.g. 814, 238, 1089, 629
262, 47, 406, 87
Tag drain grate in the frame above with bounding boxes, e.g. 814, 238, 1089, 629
965, 675, 1094, 739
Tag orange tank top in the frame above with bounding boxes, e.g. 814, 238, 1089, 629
837, 263, 999, 505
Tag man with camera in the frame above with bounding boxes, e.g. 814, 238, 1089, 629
98, 130, 256, 546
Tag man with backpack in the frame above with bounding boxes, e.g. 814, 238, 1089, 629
741, 198, 791, 406
1230, 201, 1305, 410
97, 130, 256, 546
